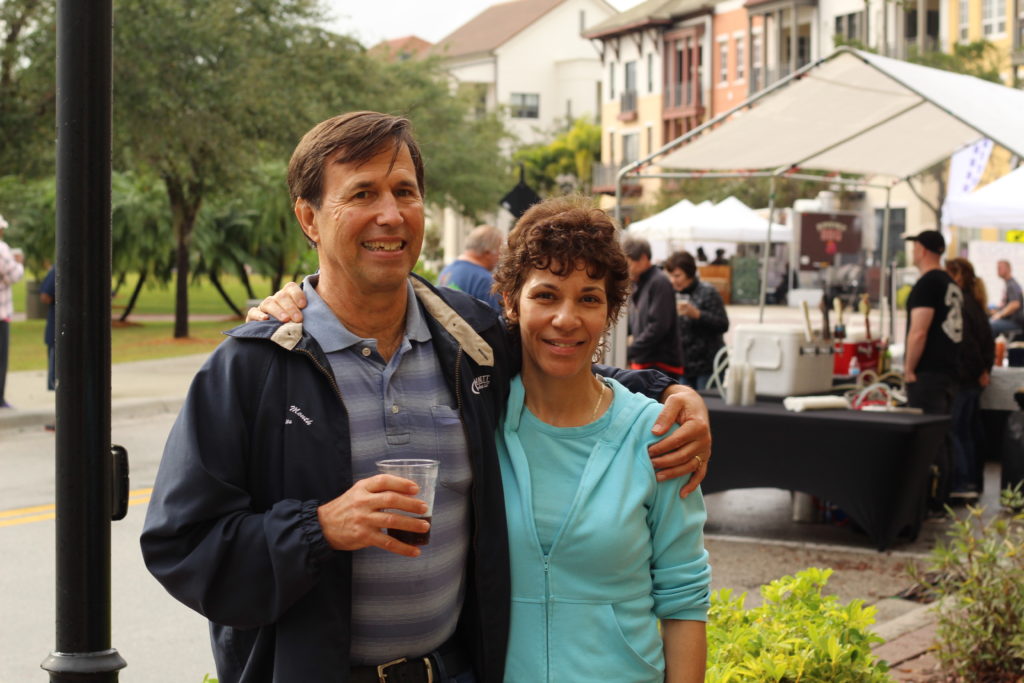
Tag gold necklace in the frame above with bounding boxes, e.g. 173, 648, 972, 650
590, 377, 607, 422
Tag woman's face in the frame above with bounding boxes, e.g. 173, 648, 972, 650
512, 264, 609, 382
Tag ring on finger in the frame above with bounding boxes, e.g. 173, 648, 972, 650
693, 454, 703, 469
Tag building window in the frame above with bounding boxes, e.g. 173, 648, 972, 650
609, 62, 616, 99
622, 132, 639, 165
752, 33, 763, 88
646, 124, 653, 155
647, 53, 655, 92
718, 40, 729, 83
579, 10, 586, 33
624, 60, 637, 93
608, 131, 615, 165
834, 11, 863, 42
735, 37, 745, 80
959, 0, 969, 40
982, 0, 1004, 35
510, 93, 539, 118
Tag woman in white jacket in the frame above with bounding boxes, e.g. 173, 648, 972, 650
492, 196, 710, 683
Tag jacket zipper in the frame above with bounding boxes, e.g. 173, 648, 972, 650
544, 554, 552, 680
294, 346, 344, 404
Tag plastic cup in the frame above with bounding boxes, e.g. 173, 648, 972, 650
375, 459, 439, 546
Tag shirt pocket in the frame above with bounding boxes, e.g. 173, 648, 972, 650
431, 405, 471, 495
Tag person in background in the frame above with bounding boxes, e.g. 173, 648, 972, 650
0, 214, 25, 409
945, 258, 994, 502
903, 230, 962, 506
989, 259, 1024, 338
710, 249, 729, 266
437, 224, 503, 311
622, 236, 685, 381
40, 265, 56, 391
493, 196, 709, 682
663, 251, 729, 391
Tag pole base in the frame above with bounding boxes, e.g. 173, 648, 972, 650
41, 648, 126, 681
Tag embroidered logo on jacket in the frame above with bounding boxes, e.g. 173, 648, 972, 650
471, 374, 491, 395
288, 405, 313, 426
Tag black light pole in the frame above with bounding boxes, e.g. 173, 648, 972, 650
41, 1, 125, 681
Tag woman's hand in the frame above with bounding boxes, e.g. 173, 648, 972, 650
245, 282, 307, 323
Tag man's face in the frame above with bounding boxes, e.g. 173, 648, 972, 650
303, 144, 424, 298
626, 255, 649, 283
910, 242, 925, 269
998, 261, 1010, 279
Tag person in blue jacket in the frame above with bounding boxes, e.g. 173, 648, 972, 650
492, 196, 710, 682
144, 111, 713, 683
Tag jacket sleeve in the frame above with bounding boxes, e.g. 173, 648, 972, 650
627, 276, 678, 358
693, 286, 729, 334
595, 364, 674, 400
0, 243, 24, 287
641, 416, 711, 621
140, 342, 333, 629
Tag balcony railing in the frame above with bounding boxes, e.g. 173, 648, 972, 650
664, 82, 700, 110
591, 163, 642, 194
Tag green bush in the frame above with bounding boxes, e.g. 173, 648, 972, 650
913, 487, 1024, 681
706, 567, 892, 682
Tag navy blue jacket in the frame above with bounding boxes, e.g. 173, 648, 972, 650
141, 275, 674, 682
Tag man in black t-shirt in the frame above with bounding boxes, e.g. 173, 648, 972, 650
904, 230, 963, 506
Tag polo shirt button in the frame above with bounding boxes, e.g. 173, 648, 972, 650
361, 347, 371, 357
391, 404, 400, 414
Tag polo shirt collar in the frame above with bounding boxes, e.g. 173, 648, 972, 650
301, 274, 431, 354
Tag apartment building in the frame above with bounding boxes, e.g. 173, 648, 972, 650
947, 0, 1023, 83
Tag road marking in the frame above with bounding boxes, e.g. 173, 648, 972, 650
0, 488, 153, 528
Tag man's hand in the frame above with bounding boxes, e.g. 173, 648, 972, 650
317, 475, 430, 558
649, 384, 711, 498
245, 282, 306, 323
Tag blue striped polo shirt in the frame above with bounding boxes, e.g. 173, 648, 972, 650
301, 275, 472, 664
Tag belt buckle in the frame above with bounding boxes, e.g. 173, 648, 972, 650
376, 656, 434, 683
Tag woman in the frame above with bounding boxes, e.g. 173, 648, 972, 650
662, 250, 729, 390
492, 196, 710, 682
945, 257, 995, 501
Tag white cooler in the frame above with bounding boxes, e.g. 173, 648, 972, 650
731, 324, 834, 397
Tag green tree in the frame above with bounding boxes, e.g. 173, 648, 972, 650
112, 0, 344, 338
0, 173, 55, 278
110, 171, 174, 321
907, 40, 1004, 84
513, 117, 601, 196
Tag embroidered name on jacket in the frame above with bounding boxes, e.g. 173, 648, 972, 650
471, 374, 491, 394
288, 405, 313, 426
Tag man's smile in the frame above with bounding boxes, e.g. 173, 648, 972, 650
362, 240, 406, 252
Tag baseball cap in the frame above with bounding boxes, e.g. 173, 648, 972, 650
904, 230, 944, 255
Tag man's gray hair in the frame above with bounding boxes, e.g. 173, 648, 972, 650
465, 224, 503, 255
621, 235, 651, 261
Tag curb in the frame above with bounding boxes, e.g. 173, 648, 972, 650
0, 396, 186, 435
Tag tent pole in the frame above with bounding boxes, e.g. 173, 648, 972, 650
759, 175, 778, 322
879, 186, 892, 345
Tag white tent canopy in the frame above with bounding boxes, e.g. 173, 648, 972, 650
628, 196, 790, 243
657, 49, 1024, 178
944, 165, 1024, 229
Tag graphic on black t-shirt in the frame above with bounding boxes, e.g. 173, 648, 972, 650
942, 283, 963, 344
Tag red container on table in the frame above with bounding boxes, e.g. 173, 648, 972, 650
833, 339, 882, 375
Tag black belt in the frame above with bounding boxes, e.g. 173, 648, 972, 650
350, 645, 470, 683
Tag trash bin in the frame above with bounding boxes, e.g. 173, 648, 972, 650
24, 279, 47, 320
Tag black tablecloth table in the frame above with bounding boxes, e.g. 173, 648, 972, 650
701, 396, 950, 551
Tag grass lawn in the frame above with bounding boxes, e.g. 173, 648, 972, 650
9, 319, 235, 372
10, 272, 281, 316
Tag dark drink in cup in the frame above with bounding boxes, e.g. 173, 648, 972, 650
386, 515, 432, 546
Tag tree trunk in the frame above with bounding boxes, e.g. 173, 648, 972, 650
166, 175, 202, 339
119, 268, 147, 322
210, 271, 243, 318
112, 270, 127, 297
238, 263, 256, 301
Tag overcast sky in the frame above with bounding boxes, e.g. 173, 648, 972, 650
322, 0, 645, 47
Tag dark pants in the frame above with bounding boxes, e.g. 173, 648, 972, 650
951, 385, 983, 493
0, 320, 8, 405
47, 343, 56, 391
907, 371, 956, 506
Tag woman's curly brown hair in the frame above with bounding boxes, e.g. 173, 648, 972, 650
492, 195, 629, 336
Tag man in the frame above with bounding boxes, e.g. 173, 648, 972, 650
437, 224, 503, 311
663, 251, 729, 390
622, 236, 684, 380
142, 112, 711, 683
904, 229, 962, 505
989, 259, 1024, 337
0, 215, 25, 409
40, 265, 56, 391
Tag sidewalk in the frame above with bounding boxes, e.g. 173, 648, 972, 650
0, 353, 209, 433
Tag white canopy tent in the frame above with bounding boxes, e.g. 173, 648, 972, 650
628, 196, 791, 244
614, 47, 1024, 344
943, 165, 1024, 229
